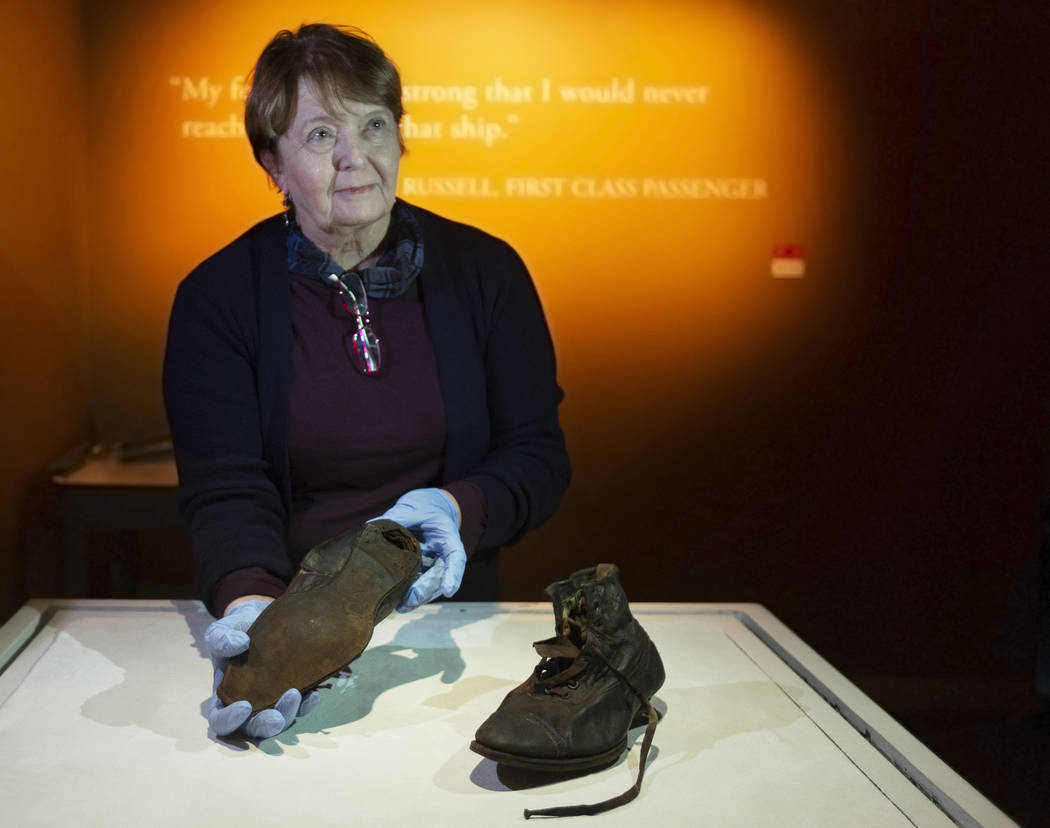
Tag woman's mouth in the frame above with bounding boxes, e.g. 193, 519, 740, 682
336, 183, 376, 196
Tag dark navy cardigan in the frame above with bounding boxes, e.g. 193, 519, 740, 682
163, 202, 570, 613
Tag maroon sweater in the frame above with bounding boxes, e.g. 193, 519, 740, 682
213, 273, 485, 611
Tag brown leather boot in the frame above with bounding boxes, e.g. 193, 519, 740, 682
471, 563, 664, 817
217, 519, 420, 713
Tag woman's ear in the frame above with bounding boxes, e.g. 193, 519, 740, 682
262, 151, 283, 191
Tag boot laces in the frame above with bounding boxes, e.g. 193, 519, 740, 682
524, 635, 660, 819
531, 636, 587, 695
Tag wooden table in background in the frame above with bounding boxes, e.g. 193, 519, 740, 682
52, 455, 180, 594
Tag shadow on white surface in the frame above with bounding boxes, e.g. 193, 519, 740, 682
209, 603, 500, 754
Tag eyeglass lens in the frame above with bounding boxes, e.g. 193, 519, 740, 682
327, 271, 382, 376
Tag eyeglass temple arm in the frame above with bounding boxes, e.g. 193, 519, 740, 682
325, 273, 368, 324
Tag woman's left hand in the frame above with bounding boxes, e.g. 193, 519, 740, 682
204, 600, 321, 737
375, 488, 466, 611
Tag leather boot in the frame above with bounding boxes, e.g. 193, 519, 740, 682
217, 519, 420, 713
471, 563, 664, 817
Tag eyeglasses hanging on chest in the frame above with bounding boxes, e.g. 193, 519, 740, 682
325, 270, 382, 376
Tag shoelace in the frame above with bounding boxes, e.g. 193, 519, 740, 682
522, 636, 660, 819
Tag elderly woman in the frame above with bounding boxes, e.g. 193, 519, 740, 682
163, 24, 569, 738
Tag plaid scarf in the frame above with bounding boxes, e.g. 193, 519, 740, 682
285, 199, 424, 298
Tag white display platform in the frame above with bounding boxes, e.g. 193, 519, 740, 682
0, 600, 1015, 826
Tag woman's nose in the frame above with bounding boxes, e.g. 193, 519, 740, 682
333, 133, 364, 169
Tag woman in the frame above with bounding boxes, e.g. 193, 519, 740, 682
163, 23, 569, 738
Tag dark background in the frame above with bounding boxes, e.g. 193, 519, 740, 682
516, 0, 1050, 693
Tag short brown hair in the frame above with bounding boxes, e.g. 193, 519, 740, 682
245, 23, 404, 175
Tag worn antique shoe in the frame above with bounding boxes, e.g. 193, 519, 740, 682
217, 519, 421, 713
471, 563, 664, 817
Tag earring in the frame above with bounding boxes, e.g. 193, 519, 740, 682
282, 191, 293, 227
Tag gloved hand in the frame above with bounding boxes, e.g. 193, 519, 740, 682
375, 488, 466, 611
204, 599, 321, 738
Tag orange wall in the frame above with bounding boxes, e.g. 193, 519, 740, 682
0, 0, 93, 617
79, 0, 851, 440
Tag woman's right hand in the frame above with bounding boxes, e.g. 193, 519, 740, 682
204, 599, 321, 737
376, 488, 466, 611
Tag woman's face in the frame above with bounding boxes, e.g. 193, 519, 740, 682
267, 78, 401, 248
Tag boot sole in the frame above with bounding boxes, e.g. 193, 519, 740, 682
468, 706, 654, 772
217, 522, 419, 713
469, 736, 627, 773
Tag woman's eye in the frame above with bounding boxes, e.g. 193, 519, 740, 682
307, 126, 335, 142
368, 118, 387, 131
